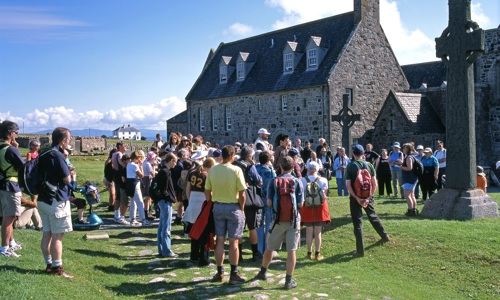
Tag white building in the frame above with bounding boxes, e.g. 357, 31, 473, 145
112, 124, 141, 140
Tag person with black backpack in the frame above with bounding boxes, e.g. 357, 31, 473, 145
0, 121, 25, 258
401, 143, 419, 216
345, 144, 390, 258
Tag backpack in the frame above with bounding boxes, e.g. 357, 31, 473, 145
104, 160, 113, 182
272, 176, 298, 226
18, 149, 53, 196
0, 144, 12, 182
304, 176, 324, 207
411, 156, 424, 178
352, 162, 373, 199
149, 175, 163, 205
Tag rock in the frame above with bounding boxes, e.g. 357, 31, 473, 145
149, 277, 165, 283
138, 249, 153, 256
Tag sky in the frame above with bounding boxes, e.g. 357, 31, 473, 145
0, 0, 499, 133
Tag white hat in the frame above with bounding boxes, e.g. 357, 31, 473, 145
416, 145, 424, 150
423, 147, 432, 153
258, 128, 270, 135
191, 150, 208, 161
496, 161, 500, 170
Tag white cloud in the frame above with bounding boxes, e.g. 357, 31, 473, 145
223, 22, 254, 38
1, 96, 186, 132
471, 2, 491, 28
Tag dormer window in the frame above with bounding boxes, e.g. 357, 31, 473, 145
219, 56, 234, 84
220, 66, 227, 83
237, 62, 245, 80
307, 48, 317, 68
284, 53, 293, 72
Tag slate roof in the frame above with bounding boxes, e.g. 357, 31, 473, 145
395, 92, 445, 133
167, 111, 187, 123
113, 125, 140, 133
186, 12, 356, 101
401, 61, 447, 89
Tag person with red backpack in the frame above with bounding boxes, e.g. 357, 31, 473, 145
345, 144, 390, 257
255, 156, 304, 290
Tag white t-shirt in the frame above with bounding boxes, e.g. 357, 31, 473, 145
143, 160, 153, 177
126, 162, 140, 179
434, 149, 447, 168
301, 175, 328, 194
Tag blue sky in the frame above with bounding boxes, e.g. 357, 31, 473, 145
0, 0, 498, 132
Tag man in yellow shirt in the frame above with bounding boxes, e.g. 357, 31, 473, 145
205, 145, 246, 285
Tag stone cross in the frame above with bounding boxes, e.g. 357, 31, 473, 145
331, 93, 360, 156
435, 0, 484, 190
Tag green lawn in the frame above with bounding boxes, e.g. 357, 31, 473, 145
1, 155, 499, 299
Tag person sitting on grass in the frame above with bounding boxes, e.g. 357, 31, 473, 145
67, 164, 89, 224
255, 156, 304, 290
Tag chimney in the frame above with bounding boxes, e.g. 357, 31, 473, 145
354, 0, 380, 24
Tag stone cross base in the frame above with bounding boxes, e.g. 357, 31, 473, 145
420, 188, 499, 220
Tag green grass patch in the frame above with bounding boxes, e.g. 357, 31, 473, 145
1, 160, 499, 299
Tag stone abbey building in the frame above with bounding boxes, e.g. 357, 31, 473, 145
167, 0, 499, 167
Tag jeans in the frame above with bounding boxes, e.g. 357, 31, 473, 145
391, 169, 403, 197
336, 177, 349, 196
130, 182, 145, 220
157, 200, 174, 256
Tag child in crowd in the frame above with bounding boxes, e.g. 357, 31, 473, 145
26, 139, 40, 161
476, 166, 487, 193
126, 150, 150, 226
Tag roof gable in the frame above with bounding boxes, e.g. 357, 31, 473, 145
401, 61, 447, 90
186, 12, 356, 101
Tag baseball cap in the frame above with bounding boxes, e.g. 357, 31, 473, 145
213, 149, 222, 158
416, 145, 424, 150
352, 144, 364, 155
288, 148, 299, 157
258, 128, 270, 135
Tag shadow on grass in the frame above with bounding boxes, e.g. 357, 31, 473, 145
72, 248, 123, 260
0, 265, 44, 275
106, 280, 264, 299
110, 231, 157, 239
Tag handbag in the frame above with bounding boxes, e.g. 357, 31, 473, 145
245, 184, 264, 209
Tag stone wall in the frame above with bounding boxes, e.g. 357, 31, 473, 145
328, 19, 409, 149
187, 87, 325, 148
16, 135, 51, 148
73, 136, 107, 153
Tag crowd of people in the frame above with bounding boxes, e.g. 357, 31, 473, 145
1, 121, 497, 289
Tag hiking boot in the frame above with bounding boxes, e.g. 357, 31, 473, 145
45, 264, 52, 274
255, 271, 267, 280
252, 252, 263, 262
305, 252, 312, 260
229, 272, 245, 285
212, 272, 224, 282
284, 279, 297, 290
146, 213, 155, 220
51, 265, 74, 279
405, 209, 417, 217
315, 253, 324, 261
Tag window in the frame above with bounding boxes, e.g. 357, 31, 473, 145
388, 119, 396, 131
199, 108, 205, 131
225, 106, 232, 131
258, 99, 262, 110
220, 66, 227, 83
346, 88, 353, 106
237, 62, 245, 80
211, 107, 217, 131
307, 48, 317, 68
281, 95, 288, 111
284, 53, 293, 72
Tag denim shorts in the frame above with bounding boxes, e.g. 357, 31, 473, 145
213, 203, 245, 239
402, 182, 417, 191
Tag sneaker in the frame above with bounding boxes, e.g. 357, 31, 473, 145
0, 249, 20, 257
51, 265, 74, 279
212, 272, 224, 282
142, 220, 151, 226
255, 271, 267, 280
315, 253, 324, 261
77, 219, 90, 224
10, 243, 22, 251
130, 219, 142, 227
229, 272, 245, 285
305, 252, 312, 259
284, 279, 297, 290
165, 253, 178, 258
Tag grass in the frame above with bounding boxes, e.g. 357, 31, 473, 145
1, 154, 499, 299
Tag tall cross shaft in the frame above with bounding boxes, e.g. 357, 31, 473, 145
331, 93, 360, 156
435, 0, 484, 190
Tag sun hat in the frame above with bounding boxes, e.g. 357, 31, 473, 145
392, 142, 401, 148
416, 145, 424, 150
258, 128, 270, 135
477, 166, 486, 176
423, 147, 432, 153
191, 150, 208, 161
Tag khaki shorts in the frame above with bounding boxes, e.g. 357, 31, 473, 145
267, 221, 300, 251
38, 199, 73, 234
0, 190, 21, 217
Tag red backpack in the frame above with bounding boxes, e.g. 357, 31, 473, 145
352, 162, 373, 199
